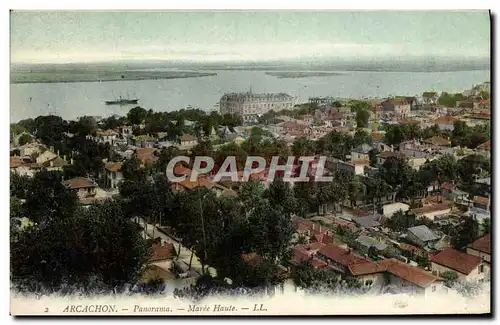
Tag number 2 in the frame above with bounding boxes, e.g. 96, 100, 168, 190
44, 307, 49, 312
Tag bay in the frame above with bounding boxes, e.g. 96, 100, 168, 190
10, 69, 490, 122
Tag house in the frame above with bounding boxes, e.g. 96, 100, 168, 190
134, 135, 157, 148
19, 142, 46, 157
149, 242, 177, 270
291, 243, 329, 269
406, 225, 440, 248
381, 98, 411, 117
382, 203, 410, 218
179, 134, 198, 150
35, 149, 58, 165
423, 136, 451, 148
326, 158, 368, 177
472, 196, 490, 211
355, 235, 388, 252
119, 125, 133, 138
467, 234, 491, 264
422, 92, 439, 105
96, 129, 119, 145
376, 151, 406, 166
430, 248, 488, 282
104, 162, 124, 190
377, 258, 444, 295
10, 156, 42, 177
43, 156, 69, 172
410, 203, 452, 221
352, 215, 382, 229
433, 116, 457, 131
351, 144, 373, 162
134, 148, 158, 166
475, 140, 491, 157
61, 177, 98, 200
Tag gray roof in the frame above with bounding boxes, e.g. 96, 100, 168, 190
352, 143, 373, 154
356, 236, 388, 251
407, 225, 439, 242
353, 215, 381, 228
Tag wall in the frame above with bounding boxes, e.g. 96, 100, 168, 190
418, 208, 452, 221
430, 262, 486, 282
466, 248, 491, 263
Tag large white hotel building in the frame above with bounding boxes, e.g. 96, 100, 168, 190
219, 92, 295, 123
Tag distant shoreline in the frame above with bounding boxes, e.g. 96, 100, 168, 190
265, 71, 345, 78
10, 71, 218, 85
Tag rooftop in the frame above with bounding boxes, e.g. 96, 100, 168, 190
469, 234, 491, 255
150, 243, 176, 262
61, 177, 98, 189
431, 248, 482, 275
407, 225, 440, 242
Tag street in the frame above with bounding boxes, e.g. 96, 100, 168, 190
136, 217, 217, 277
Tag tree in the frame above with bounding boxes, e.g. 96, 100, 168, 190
452, 216, 480, 250
368, 148, 380, 167
127, 106, 148, 125
10, 172, 30, 199
386, 210, 415, 232
292, 137, 317, 157
11, 199, 150, 294
240, 180, 266, 213
291, 260, 339, 293
355, 109, 370, 128
122, 157, 147, 182
33, 115, 67, 148
247, 202, 294, 263
479, 90, 490, 100
265, 177, 298, 217
24, 171, 78, 225
75, 116, 98, 136
442, 270, 459, 287
18, 133, 33, 146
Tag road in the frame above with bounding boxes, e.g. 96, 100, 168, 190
136, 217, 217, 277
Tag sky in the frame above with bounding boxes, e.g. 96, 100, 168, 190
10, 11, 491, 64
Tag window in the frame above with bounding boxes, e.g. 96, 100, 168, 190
479, 264, 484, 273
365, 280, 373, 286
432, 285, 436, 292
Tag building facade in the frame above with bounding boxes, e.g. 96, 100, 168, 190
220, 92, 295, 123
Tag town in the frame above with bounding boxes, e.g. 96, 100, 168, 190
10, 81, 491, 299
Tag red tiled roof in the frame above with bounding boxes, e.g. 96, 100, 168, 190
380, 259, 442, 288
180, 133, 197, 142
135, 148, 157, 165
469, 234, 491, 255
311, 258, 328, 269
434, 116, 456, 125
473, 196, 490, 206
411, 203, 452, 216
423, 136, 451, 147
10, 156, 23, 168
317, 245, 367, 267
105, 162, 123, 172
441, 183, 457, 191
476, 140, 491, 151
174, 165, 192, 176
242, 253, 263, 266
348, 261, 386, 276
431, 248, 482, 275
177, 178, 214, 190
150, 243, 176, 262
61, 177, 97, 189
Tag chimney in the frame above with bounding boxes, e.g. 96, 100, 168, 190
50, 160, 54, 167
71, 158, 74, 165
50, 146, 54, 152
63, 155, 67, 161
57, 150, 60, 157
